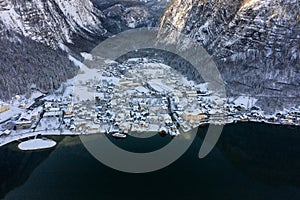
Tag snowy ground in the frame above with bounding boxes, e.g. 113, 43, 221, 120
36, 117, 61, 132
233, 96, 258, 109
0, 106, 21, 123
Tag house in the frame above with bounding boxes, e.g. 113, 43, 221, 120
128, 82, 140, 87
44, 111, 62, 118
44, 102, 52, 109
119, 122, 131, 132
177, 104, 184, 111
69, 124, 76, 131
133, 106, 139, 112
1, 130, 11, 137
186, 91, 198, 97
148, 115, 159, 123
49, 107, 60, 112
18, 104, 26, 109
182, 109, 207, 121
31, 107, 43, 120
74, 119, 87, 126
139, 101, 148, 107
16, 120, 32, 130
0, 102, 10, 113
119, 81, 133, 86
19, 112, 32, 122
172, 96, 180, 104
15, 95, 21, 101
116, 113, 125, 122
65, 109, 72, 115
149, 106, 162, 114
162, 114, 173, 125
31, 90, 45, 100
87, 124, 99, 130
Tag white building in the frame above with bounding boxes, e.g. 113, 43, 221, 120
0, 102, 10, 113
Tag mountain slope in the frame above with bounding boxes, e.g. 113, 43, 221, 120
0, 0, 105, 99
0, 0, 170, 99
0, 0, 106, 47
159, 0, 300, 110
0, 22, 78, 100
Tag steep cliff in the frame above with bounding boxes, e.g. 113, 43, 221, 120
159, 0, 300, 110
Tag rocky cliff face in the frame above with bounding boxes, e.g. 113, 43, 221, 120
0, 0, 106, 48
159, 0, 300, 110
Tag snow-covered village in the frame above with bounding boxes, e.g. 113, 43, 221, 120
0, 54, 300, 149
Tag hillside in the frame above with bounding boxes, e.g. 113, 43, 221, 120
159, 0, 300, 110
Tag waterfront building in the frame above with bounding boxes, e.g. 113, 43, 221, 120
16, 120, 32, 130
31, 107, 43, 120
0, 130, 11, 137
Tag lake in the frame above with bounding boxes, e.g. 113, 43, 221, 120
1, 122, 300, 200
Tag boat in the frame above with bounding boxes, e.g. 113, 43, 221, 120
112, 132, 127, 139
18, 138, 56, 151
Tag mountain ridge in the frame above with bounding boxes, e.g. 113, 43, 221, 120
159, 0, 300, 110
0, 0, 106, 48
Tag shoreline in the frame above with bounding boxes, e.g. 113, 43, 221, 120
1, 120, 299, 148
1, 57, 299, 148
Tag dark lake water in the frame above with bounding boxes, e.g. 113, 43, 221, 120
1, 122, 300, 200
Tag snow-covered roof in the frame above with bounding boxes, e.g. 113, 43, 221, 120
147, 80, 173, 93
136, 86, 149, 93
